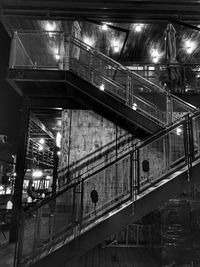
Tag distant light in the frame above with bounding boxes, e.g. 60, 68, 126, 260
176, 127, 182, 136
185, 39, 197, 54
6, 200, 13, 210
57, 151, 61, 156
39, 138, 45, 145
135, 24, 143, 32
132, 103, 137, 110
41, 193, 45, 198
32, 169, 43, 178
38, 145, 44, 151
56, 132, 61, 148
57, 120, 62, 127
100, 84, 105, 91
102, 24, 108, 31
46, 175, 51, 179
27, 197, 32, 203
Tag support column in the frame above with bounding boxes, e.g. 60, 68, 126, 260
9, 97, 30, 243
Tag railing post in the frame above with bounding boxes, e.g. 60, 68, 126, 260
13, 210, 25, 267
183, 115, 193, 181
9, 31, 18, 68
89, 53, 94, 83
64, 34, 70, 70
126, 75, 131, 105
166, 93, 173, 125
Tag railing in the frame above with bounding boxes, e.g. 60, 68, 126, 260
9, 31, 196, 127
125, 63, 200, 94
58, 132, 135, 188
14, 110, 200, 267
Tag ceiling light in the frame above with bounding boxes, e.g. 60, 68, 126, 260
184, 39, 197, 54
102, 24, 108, 31
55, 54, 60, 60
57, 151, 61, 156
135, 24, 143, 32
83, 36, 94, 47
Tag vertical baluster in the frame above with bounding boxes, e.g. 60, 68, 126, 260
89, 53, 94, 84
64, 34, 70, 70
9, 31, 18, 68
14, 210, 25, 267
126, 75, 131, 105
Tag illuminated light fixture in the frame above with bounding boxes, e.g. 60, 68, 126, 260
100, 84, 105, 91
102, 24, 108, 31
185, 39, 196, 54
39, 138, 45, 145
57, 120, 62, 127
55, 54, 60, 60
38, 145, 44, 151
135, 24, 143, 32
46, 175, 51, 179
83, 36, 94, 47
176, 127, 182, 136
57, 151, 61, 156
56, 132, 61, 148
45, 21, 56, 37
151, 49, 161, 63
132, 103, 137, 110
112, 39, 120, 53
32, 169, 43, 178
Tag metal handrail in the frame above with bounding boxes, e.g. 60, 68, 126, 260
15, 110, 200, 267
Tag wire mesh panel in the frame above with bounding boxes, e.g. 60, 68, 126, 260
10, 32, 196, 127
18, 209, 39, 266
138, 124, 186, 191
81, 155, 131, 227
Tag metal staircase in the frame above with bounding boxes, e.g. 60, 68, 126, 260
14, 111, 200, 267
9, 32, 196, 136
8, 32, 199, 267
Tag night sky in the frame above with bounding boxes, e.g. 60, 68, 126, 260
0, 23, 22, 154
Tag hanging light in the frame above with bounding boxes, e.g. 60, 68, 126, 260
184, 39, 197, 54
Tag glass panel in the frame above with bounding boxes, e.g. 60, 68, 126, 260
10, 32, 196, 127
15, 32, 63, 69
192, 114, 200, 159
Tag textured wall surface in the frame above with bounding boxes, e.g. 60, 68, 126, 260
58, 109, 131, 187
